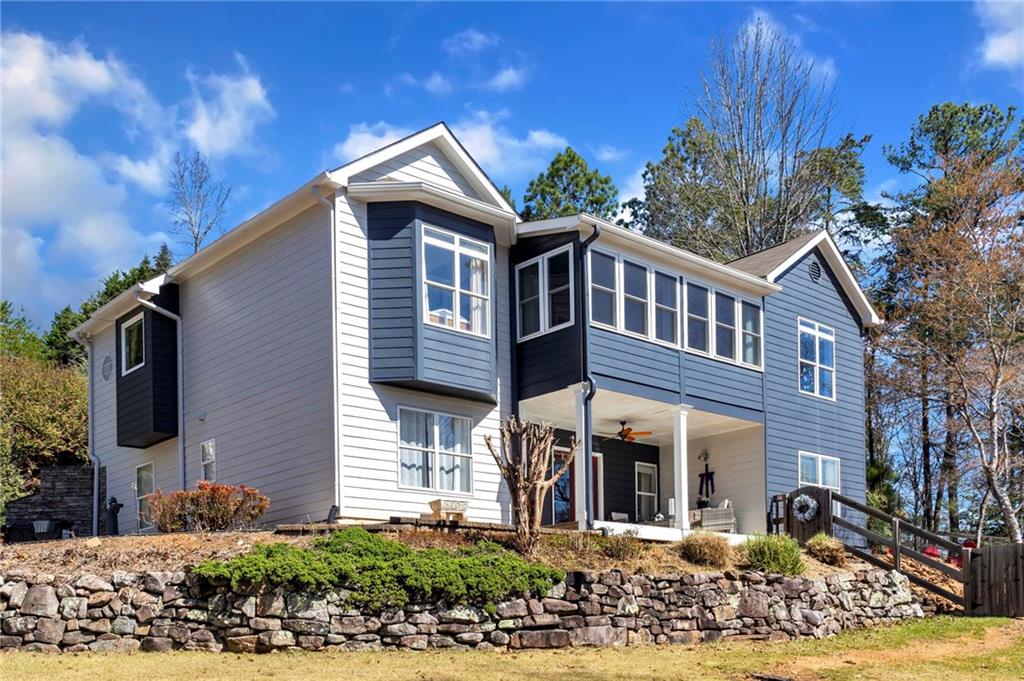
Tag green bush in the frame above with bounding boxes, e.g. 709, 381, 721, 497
193, 528, 563, 613
805, 532, 846, 567
676, 532, 731, 568
738, 534, 805, 576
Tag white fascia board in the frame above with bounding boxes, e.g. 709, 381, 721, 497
71, 284, 145, 341
329, 123, 517, 217
347, 180, 518, 245
517, 214, 782, 296
764, 231, 882, 327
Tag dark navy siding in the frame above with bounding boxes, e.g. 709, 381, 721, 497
116, 284, 179, 448
513, 234, 583, 400
763, 248, 867, 508
367, 201, 497, 402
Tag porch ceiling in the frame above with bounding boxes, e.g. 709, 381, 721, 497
519, 387, 760, 446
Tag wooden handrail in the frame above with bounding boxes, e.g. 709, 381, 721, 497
831, 491, 962, 552
833, 516, 894, 550
900, 545, 964, 581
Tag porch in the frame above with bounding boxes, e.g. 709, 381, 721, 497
520, 384, 766, 542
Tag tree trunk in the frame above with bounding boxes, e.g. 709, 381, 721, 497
941, 395, 961, 533
985, 466, 1023, 544
920, 361, 933, 531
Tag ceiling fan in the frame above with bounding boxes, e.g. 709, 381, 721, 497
604, 421, 652, 443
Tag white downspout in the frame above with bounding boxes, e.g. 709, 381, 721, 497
312, 185, 343, 515
135, 296, 186, 491
81, 334, 100, 536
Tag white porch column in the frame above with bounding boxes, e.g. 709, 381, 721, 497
673, 405, 690, 530
571, 382, 589, 530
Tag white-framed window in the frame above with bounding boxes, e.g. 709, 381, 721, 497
397, 407, 473, 494
121, 312, 145, 376
714, 292, 736, 361
200, 439, 216, 481
635, 462, 658, 523
135, 462, 154, 530
422, 225, 490, 337
685, 283, 710, 353
589, 250, 618, 327
622, 259, 649, 336
741, 301, 762, 367
798, 318, 836, 400
654, 271, 679, 345
798, 451, 841, 491
516, 245, 574, 341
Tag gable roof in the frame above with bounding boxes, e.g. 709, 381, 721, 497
729, 230, 882, 327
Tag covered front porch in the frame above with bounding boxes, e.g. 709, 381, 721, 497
520, 384, 766, 543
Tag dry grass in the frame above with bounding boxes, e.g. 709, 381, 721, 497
2, 616, 1019, 681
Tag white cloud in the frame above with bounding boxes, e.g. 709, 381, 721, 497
974, 0, 1024, 70
423, 72, 454, 96
332, 122, 415, 163
484, 66, 527, 92
186, 54, 276, 159
331, 111, 567, 180
442, 29, 499, 56
615, 165, 647, 224
745, 9, 838, 83
594, 144, 629, 162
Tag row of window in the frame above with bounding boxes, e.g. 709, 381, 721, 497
422, 226, 491, 337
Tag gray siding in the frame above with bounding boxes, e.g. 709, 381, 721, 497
683, 353, 763, 415
763, 248, 867, 506
368, 201, 497, 402
590, 327, 681, 404
180, 204, 336, 526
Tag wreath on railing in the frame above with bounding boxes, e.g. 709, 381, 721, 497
792, 493, 819, 524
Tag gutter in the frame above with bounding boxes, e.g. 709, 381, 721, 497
81, 334, 100, 536
135, 295, 186, 491
312, 185, 343, 516
579, 222, 601, 530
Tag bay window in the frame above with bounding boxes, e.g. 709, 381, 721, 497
516, 246, 574, 340
398, 408, 473, 493
423, 226, 490, 337
798, 318, 836, 399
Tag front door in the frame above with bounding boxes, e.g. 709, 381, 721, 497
551, 454, 602, 525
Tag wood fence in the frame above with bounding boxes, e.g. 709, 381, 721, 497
771, 487, 1024, 617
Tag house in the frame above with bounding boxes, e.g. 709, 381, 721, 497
71, 123, 880, 539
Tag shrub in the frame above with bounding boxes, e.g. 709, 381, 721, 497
143, 481, 269, 532
676, 532, 731, 568
738, 534, 805, 576
805, 532, 846, 567
601, 531, 643, 561
193, 528, 564, 613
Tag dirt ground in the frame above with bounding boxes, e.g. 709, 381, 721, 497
0, 528, 857, 578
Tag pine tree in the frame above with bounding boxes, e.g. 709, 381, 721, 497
155, 243, 174, 272
521, 147, 619, 222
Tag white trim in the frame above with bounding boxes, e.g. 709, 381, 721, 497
635, 461, 659, 523
134, 461, 155, 531
420, 224, 492, 339
518, 214, 781, 296
120, 312, 145, 377
200, 439, 216, 481
589, 248, 764, 371
797, 317, 838, 402
515, 244, 575, 342
798, 451, 841, 491
395, 406, 475, 497
763, 231, 882, 327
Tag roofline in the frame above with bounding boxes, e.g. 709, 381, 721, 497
328, 122, 518, 217
347, 181, 517, 244
517, 214, 783, 296
763, 231, 882, 327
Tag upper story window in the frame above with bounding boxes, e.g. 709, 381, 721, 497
714, 292, 736, 361
200, 439, 216, 481
589, 251, 617, 327
398, 407, 473, 494
516, 246, 574, 341
741, 302, 762, 366
798, 318, 836, 399
121, 312, 145, 376
686, 284, 710, 353
622, 260, 649, 335
422, 226, 490, 337
798, 451, 840, 490
654, 272, 679, 344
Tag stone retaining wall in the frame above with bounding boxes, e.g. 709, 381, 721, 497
0, 567, 924, 654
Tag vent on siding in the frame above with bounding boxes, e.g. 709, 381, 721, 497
809, 261, 822, 282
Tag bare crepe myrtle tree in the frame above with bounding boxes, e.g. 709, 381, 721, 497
485, 417, 578, 555
169, 151, 231, 255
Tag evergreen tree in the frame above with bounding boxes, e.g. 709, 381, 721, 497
0, 302, 47, 361
155, 242, 174, 272
521, 147, 619, 222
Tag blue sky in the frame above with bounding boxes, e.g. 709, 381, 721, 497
2, 1, 1021, 327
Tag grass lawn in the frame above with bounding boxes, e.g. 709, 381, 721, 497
4, 616, 1021, 681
